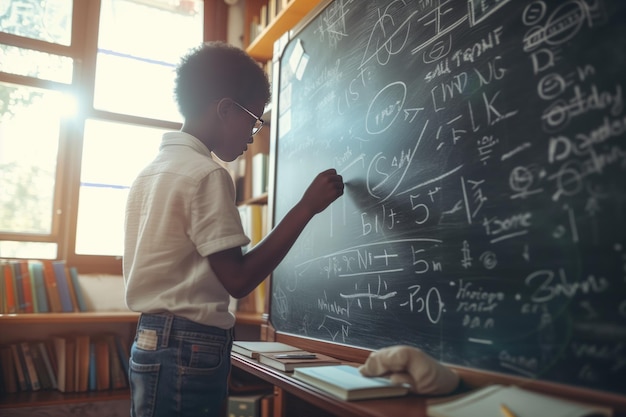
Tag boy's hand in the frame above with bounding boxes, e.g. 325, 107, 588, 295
299, 169, 344, 215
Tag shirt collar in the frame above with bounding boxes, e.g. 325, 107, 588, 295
160, 131, 212, 158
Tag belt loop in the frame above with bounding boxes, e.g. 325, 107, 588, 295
161, 313, 174, 347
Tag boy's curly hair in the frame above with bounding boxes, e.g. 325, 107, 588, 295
174, 41, 271, 119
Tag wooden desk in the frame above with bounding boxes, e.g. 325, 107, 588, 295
231, 353, 430, 417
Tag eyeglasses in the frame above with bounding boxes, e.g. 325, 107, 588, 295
234, 101, 264, 136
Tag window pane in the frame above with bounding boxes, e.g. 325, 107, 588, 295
93, 52, 180, 121
75, 120, 164, 256
94, 0, 203, 121
0, 0, 72, 45
0, 82, 66, 234
0, 44, 73, 83
0, 241, 57, 259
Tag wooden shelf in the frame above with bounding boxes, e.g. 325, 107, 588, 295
0, 388, 130, 409
0, 311, 140, 324
246, 0, 323, 61
0, 311, 267, 326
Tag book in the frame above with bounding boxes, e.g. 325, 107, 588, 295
65, 337, 76, 392
2, 262, 17, 314
75, 334, 90, 392
42, 260, 63, 313
69, 266, 88, 311
106, 334, 128, 389
17, 260, 34, 313
10, 344, 28, 391
64, 264, 80, 312
94, 337, 110, 390
426, 384, 612, 417
11, 261, 26, 313
258, 350, 341, 372
0, 345, 18, 393
52, 336, 67, 392
19, 342, 40, 391
29, 261, 49, 313
36, 341, 57, 389
251, 152, 269, 197
115, 334, 130, 376
88, 342, 97, 391
231, 341, 300, 359
29, 341, 52, 390
52, 260, 75, 312
292, 365, 410, 401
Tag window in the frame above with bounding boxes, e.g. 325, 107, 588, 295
0, 0, 212, 273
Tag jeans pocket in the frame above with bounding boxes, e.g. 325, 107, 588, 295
129, 359, 160, 417
182, 340, 223, 371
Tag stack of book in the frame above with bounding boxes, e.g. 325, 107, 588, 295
233, 341, 340, 371
0, 333, 129, 394
0, 259, 88, 314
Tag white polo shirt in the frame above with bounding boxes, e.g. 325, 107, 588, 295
123, 131, 249, 328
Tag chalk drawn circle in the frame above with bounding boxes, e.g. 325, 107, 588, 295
510, 166, 534, 193
522, 1, 547, 26
537, 73, 567, 101
423, 35, 451, 64
480, 251, 498, 270
366, 82, 406, 135
545, 2, 586, 46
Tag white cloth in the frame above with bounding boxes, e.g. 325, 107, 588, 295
359, 345, 460, 395
124, 131, 249, 328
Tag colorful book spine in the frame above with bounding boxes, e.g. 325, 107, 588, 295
18, 260, 34, 313
88, 342, 97, 391
2, 262, 17, 314
29, 342, 52, 390
29, 261, 49, 313
42, 260, 63, 313
12, 262, 26, 313
19, 342, 40, 391
51, 261, 74, 312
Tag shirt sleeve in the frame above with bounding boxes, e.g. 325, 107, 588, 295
190, 168, 250, 257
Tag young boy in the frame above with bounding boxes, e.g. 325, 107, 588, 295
123, 42, 344, 417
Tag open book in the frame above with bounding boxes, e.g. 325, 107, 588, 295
292, 364, 410, 401
427, 385, 612, 417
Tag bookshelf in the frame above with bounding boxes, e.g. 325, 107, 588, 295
0, 311, 138, 409
0, 312, 270, 409
245, 0, 324, 62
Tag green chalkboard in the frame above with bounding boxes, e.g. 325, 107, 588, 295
269, 0, 626, 396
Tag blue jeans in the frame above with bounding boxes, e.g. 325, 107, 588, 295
129, 313, 233, 417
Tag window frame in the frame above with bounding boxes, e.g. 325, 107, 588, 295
0, 0, 227, 274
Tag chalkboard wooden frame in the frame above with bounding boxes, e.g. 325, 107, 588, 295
266, 0, 626, 409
